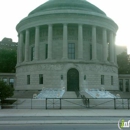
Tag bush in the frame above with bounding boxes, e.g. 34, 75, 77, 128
0, 80, 14, 103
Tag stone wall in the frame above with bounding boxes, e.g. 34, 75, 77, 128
16, 63, 118, 91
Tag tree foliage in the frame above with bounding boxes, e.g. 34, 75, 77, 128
0, 49, 17, 73
117, 52, 130, 74
0, 80, 14, 102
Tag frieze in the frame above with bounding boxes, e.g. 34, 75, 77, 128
17, 64, 63, 73
85, 64, 117, 73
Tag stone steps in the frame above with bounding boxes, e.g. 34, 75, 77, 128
62, 92, 77, 98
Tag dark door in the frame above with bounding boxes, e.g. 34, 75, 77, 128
67, 68, 79, 91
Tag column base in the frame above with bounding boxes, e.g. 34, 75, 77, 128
91, 59, 99, 62
47, 58, 52, 60
110, 61, 115, 65
104, 61, 109, 64
62, 57, 68, 60
33, 59, 39, 62
77, 58, 84, 61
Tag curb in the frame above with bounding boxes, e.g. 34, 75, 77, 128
0, 120, 118, 125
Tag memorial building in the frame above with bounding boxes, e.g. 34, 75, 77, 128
16, 0, 118, 91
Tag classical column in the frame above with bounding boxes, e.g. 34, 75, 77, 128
62, 24, 68, 59
34, 26, 40, 61
102, 28, 107, 62
109, 31, 114, 63
25, 29, 29, 62
114, 34, 117, 64
47, 24, 53, 59
19, 32, 23, 63
78, 24, 83, 59
92, 26, 97, 61
17, 35, 19, 64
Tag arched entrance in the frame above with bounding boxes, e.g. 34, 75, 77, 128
67, 68, 79, 91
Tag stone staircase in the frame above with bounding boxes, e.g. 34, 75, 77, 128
62, 92, 77, 98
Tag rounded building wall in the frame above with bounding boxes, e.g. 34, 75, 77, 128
16, 0, 118, 91
16, 63, 118, 90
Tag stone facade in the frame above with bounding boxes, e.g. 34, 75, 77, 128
16, 0, 118, 91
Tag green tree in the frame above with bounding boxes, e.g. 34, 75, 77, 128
0, 49, 17, 73
117, 52, 130, 74
0, 80, 14, 102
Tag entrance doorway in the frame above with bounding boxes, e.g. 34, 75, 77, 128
67, 68, 79, 91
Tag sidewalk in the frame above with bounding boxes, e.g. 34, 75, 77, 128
0, 109, 130, 125
0, 109, 130, 117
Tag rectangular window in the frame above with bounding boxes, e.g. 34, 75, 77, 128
101, 75, 104, 85
27, 75, 30, 85
9, 79, 14, 87
68, 43, 75, 59
125, 79, 129, 92
90, 44, 92, 60
45, 44, 48, 59
119, 79, 123, 91
39, 74, 43, 84
111, 76, 113, 85
31, 46, 35, 61
3, 79, 7, 84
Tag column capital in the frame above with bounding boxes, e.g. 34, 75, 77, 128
35, 26, 40, 28
92, 25, 96, 28
48, 24, 52, 27
63, 23, 68, 26
78, 24, 83, 26
25, 29, 29, 34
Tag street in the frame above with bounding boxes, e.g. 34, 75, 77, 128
0, 124, 119, 130
0, 116, 129, 121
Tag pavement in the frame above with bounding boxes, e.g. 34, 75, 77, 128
0, 109, 130, 125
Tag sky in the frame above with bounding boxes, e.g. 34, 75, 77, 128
0, 0, 130, 54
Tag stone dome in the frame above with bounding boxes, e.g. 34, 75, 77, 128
29, 0, 106, 16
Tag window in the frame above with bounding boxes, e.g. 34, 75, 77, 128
84, 75, 86, 80
9, 79, 14, 88
68, 43, 75, 59
45, 44, 48, 59
61, 75, 63, 80
31, 46, 35, 61
3, 79, 7, 83
119, 79, 123, 91
125, 79, 129, 92
27, 75, 30, 85
111, 76, 113, 85
90, 44, 92, 60
101, 75, 104, 85
39, 74, 43, 84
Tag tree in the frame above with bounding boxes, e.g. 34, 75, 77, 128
117, 52, 130, 74
0, 80, 14, 103
0, 49, 17, 73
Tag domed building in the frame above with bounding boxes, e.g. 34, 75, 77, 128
16, 0, 118, 91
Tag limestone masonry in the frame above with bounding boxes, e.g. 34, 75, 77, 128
16, 0, 118, 91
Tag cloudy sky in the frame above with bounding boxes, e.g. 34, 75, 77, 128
0, 0, 129, 53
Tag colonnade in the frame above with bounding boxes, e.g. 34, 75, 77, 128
18, 24, 116, 64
